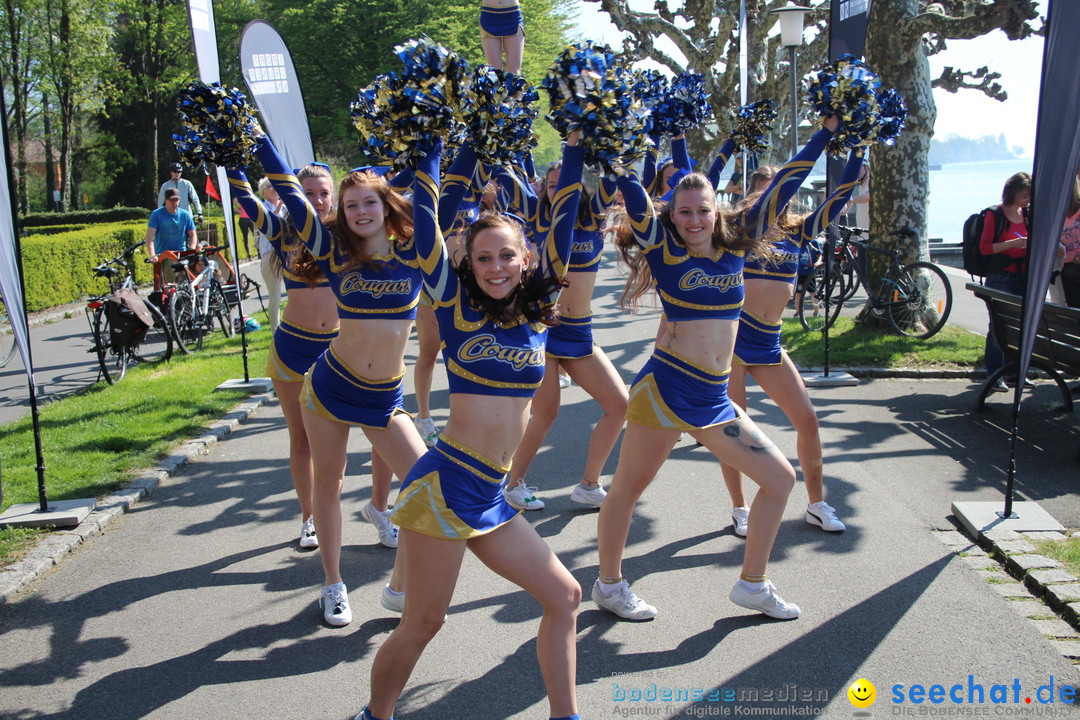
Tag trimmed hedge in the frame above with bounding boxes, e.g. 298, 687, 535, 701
24, 225, 91, 237
17, 216, 248, 311
21, 208, 149, 228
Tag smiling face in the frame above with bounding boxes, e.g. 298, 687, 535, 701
468, 225, 530, 300
847, 679, 876, 709
341, 184, 387, 239
301, 175, 334, 222
671, 186, 717, 253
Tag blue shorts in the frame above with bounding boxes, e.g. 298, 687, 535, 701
301, 346, 408, 428
732, 312, 783, 366
391, 436, 520, 540
625, 346, 737, 430
266, 319, 338, 382
546, 313, 594, 359
479, 4, 523, 38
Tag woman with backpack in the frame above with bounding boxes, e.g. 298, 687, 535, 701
980, 171, 1031, 391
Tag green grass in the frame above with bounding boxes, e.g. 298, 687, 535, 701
782, 317, 985, 370
0, 313, 273, 565
1034, 536, 1080, 579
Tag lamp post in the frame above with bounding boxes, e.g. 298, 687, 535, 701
770, 3, 811, 158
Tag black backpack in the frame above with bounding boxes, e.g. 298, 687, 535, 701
962, 206, 1007, 278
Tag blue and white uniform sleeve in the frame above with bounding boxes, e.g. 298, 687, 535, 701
414, 142, 458, 305
538, 144, 584, 293
492, 162, 539, 226
615, 171, 661, 251
799, 149, 864, 240
439, 144, 481, 235
254, 136, 333, 259
744, 127, 833, 239
642, 136, 660, 197
706, 139, 738, 190
227, 169, 283, 245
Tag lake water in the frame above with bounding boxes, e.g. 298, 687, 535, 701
927, 158, 1033, 243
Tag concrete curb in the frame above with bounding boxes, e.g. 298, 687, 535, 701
0, 390, 275, 607
935, 525, 1080, 665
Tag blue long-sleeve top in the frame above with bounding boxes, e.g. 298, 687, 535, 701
744, 149, 864, 284
616, 127, 833, 321
660, 137, 739, 203
227, 169, 328, 290
494, 160, 617, 272
256, 136, 422, 320
413, 140, 582, 397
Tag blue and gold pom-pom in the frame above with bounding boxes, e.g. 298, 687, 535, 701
465, 67, 539, 166
540, 42, 650, 174
650, 72, 710, 137
874, 88, 906, 146
350, 37, 471, 169
805, 54, 884, 154
730, 99, 777, 155
172, 82, 260, 169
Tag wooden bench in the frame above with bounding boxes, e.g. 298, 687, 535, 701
968, 283, 1080, 412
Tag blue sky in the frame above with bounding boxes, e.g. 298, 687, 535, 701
571, 3, 1044, 157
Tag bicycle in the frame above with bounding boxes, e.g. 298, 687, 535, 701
163, 246, 235, 354
86, 241, 173, 385
796, 226, 954, 339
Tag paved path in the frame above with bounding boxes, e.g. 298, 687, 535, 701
2, 251, 1079, 719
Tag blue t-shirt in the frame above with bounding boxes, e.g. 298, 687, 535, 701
148, 207, 195, 252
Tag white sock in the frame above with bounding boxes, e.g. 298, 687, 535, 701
384, 586, 404, 598
597, 579, 623, 594
739, 579, 766, 592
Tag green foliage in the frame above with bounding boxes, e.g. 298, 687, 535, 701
1034, 538, 1080, 580
21, 207, 148, 227
781, 318, 984, 369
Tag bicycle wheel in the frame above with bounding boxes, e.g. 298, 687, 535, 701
132, 299, 173, 365
886, 261, 953, 339
838, 250, 859, 302
0, 293, 15, 367
169, 288, 204, 354
209, 283, 234, 338
797, 264, 846, 332
92, 307, 128, 385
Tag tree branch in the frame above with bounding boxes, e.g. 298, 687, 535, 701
933, 65, 1006, 101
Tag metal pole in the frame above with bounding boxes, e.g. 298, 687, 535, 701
789, 45, 798, 158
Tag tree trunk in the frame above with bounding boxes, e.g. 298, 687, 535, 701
43, 92, 56, 212
859, 0, 932, 326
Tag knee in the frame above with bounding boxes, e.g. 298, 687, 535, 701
792, 410, 819, 437
402, 611, 447, 644
544, 578, 582, 618
602, 392, 629, 420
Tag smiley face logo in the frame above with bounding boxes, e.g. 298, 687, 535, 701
848, 678, 876, 708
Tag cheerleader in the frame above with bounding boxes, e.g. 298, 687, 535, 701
359, 135, 583, 720
496, 156, 627, 511
254, 134, 428, 628
721, 148, 865, 539
592, 117, 839, 622
479, 0, 525, 74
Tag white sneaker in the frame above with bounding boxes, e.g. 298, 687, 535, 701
729, 580, 800, 620
592, 579, 658, 620
299, 516, 319, 549
558, 373, 572, 389
502, 480, 545, 511
570, 480, 607, 507
380, 584, 404, 614
730, 506, 750, 538
415, 417, 439, 447
319, 582, 352, 626
360, 502, 399, 548
806, 501, 846, 532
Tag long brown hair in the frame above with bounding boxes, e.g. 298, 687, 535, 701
615, 173, 769, 311
455, 213, 566, 326
327, 169, 414, 270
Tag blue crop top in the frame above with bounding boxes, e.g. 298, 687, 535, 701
256, 138, 422, 320
616, 127, 834, 321
414, 141, 580, 397
744, 149, 864, 284
227, 170, 330, 291
494, 161, 616, 273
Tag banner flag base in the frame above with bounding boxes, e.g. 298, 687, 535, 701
0, 498, 95, 529
215, 377, 273, 393
952, 501, 1065, 537
801, 370, 860, 388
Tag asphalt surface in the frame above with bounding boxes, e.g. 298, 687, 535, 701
1, 253, 1079, 719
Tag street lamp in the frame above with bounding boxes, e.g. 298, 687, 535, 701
770, 2, 811, 158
